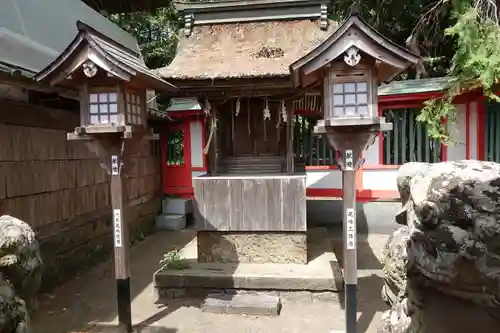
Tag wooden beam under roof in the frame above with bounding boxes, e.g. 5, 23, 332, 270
177, 0, 331, 32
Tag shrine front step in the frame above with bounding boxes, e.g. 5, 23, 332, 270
154, 264, 343, 305
153, 231, 343, 303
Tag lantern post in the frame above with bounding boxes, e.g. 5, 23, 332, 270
290, 8, 420, 333
34, 22, 176, 333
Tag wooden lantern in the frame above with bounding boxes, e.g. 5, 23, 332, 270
33, 20, 176, 333
35, 20, 176, 137
80, 72, 148, 132
290, 12, 420, 125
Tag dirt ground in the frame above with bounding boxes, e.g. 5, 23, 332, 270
32, 230, 389, 333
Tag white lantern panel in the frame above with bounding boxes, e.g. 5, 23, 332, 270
90, 115, 99, 124
109, 114, 118, 124
99, 93, 108, 102
109, 103, 117, 114
333, 107, 344, 117
345, 106, 356, 116
356, 82, 367, 92
357, 105, 368, 116
333, 95, 344, 106
109, 92, 117, 102
333, 84, 343, 93
344, 83, 356, 93
357, 93, 367, 105
345, 94, 356, 105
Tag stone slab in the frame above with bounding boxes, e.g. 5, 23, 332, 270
153, 227, 343, 299
197, 231, 307, 264
307, 200, 401, 235
162, 197, 193, 215
156, 287, 339, 302
202, 292, 282, 316
155, 214, 186, 231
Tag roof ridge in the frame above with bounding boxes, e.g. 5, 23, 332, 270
76, 21, 140, 59
177, 0, 331, 36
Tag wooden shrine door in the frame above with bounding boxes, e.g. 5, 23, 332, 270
230, 99, 284, 157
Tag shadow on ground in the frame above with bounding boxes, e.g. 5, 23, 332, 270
327, 204, 389, 333
32, 231, 196, 333
90, 324, 178, 333
32, 204, 392, 333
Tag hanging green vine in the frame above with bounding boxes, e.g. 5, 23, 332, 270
418, 0, 500, 143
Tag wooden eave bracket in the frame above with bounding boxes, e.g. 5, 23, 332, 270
70, 132, 157, 175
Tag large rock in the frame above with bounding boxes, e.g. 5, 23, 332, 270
379, 160, 500, 333
380, 226, 410, 306
0, 273, 30, 333
0, 215, 43, 333
396, 162, 431, 205
0, 215, 43, 312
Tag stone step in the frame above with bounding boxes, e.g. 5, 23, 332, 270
202, 291, 282, 316
155, 214, 187, 231
224, 156, 285, 162
162, 197, 193, 215
223, 160, 284, 165
225, 161, 282, 167
226, 166, 282, 172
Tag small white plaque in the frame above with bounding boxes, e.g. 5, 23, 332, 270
113, 209, 122, 248
346, 208, 356, 250
345, 149, 354, 171
111, 155, 119, 176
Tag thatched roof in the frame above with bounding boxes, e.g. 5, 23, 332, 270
158, 19, 337, 80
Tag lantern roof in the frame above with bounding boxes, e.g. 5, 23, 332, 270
290, 12, 421, 88
34, 21, 176, 92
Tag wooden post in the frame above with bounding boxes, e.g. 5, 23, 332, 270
82, 135, 143, 333
286, 100, 294, 172
210, 104, 219, 175
342, 147, 358, 333
111, 150, 132, 333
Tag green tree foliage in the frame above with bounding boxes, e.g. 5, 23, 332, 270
109, 4, 180, 69
106, 0, 500, 143
333, 0, 457, 78
418, 0, 500, 142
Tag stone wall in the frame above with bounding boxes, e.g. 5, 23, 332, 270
0, 99, 163, 291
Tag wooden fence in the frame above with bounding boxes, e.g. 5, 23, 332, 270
485, 100, 500, 163
0, 99, 163, 289
293, 108, 442, 166
382, 108, 442, 164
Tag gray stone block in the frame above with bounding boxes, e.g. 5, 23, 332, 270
202, 292, 282, 316
155, 214, 186, 231
162, 197, 193, 215
307, 199, 401, 234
